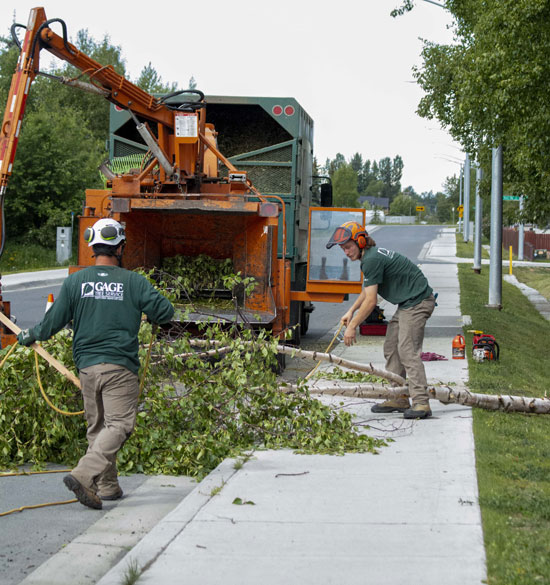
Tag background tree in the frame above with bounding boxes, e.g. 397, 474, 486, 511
0, 26, 178, 246
364, 179, 386, 200
435, 191, 453, 223
6, 107, 103, 245
396, 0, 550, 222
323, 153, 405, 203
389, 192, 415, 216
332, 164, 360, 207
135, 61, 178, 94
350, 153, 363, 174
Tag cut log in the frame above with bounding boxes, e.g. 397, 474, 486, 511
276, 344, 406, 386
284, 380, 550, 415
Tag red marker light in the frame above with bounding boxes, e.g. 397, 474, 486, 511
272, 105, 283, 116
259, 202, 279, 217
284, 105, 295, 116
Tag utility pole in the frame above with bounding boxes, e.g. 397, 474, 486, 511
473, 165, 483, 273
488, 146, 503, 308
463, 154, 471, 242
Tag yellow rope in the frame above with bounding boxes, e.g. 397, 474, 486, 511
0, 340, 17, 368
34, 349, 84, 416
0, 499, 78, 517
0, 469, 76, 516
0, 326, 158, 516
305, 322, 344, 380
2, 323, 157, 417
0, 469, 71, 477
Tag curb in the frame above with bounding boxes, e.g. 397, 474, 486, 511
19, 474, 197, 585
95, 459, 239, 585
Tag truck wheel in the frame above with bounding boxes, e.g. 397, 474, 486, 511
275, 352, 286, 374
289, 301, 302, 346
300, 302, 310, 336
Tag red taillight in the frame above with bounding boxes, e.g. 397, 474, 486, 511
259, 203, 279, 217
284, 105, 295, 116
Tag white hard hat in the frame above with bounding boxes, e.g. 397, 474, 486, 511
84, 218, 126, 247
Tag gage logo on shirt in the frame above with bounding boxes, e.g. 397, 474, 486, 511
81, 281, 124, 301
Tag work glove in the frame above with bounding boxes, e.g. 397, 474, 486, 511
17, 329, 36, 347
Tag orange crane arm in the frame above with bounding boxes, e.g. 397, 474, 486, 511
0, 9, 45, 254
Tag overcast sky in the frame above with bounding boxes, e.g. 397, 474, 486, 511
2, 0, 463, 195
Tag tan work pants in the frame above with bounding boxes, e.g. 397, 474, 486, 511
71, 363, 139, 494
383, 295, 435, 406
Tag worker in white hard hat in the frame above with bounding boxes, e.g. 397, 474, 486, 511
17, 218, 174, 509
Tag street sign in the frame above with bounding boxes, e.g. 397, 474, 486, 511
457, 205, 464, 211
416, 206, 425, 212
503, 195, 520, 201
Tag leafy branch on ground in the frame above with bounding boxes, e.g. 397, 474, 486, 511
0, 257, 385, 476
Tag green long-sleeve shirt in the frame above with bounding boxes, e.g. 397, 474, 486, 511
29, 265, 174, 374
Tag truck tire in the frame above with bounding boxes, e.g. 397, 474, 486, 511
275, 351, 286, 374
289, 300, 302, 346
300, 302, 311, 336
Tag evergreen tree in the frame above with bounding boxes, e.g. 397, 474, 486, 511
350, 152, 363, 173
135, 62, 178, 94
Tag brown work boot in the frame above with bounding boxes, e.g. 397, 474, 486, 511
63, 474, 102, 509
403, 404, 432, 419
98, 487, 124, 501
371, 398, 411, 413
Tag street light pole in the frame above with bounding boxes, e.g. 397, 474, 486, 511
473, 165, 483, 273
458, 166, 463, 233
518, 195, 525, 260
463, 154, 471, 242
488, 146, 503, 309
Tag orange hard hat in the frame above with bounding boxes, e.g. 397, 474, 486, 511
326, 221, 368, 249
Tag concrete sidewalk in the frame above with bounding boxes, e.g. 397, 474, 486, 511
89, 227, 486, 585
1, 268, 68, 292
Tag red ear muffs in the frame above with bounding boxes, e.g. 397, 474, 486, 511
356, 232, 367, 249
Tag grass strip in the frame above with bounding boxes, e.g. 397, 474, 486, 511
513, 266, 550, 302
458, 264, 550, 584
455, 233, 490, 260
0, 242, 73, 273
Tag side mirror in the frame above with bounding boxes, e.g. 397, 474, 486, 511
320, 183, 333, 207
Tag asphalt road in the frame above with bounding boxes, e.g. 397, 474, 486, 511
8, 284, 63, 331
0, 470, 149, 585
0, 224, 444, 584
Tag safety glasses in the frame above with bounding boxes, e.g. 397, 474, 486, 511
84, 224, 125, 243
326, 226, 352, 249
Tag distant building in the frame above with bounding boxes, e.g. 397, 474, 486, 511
359, 196, 390, 210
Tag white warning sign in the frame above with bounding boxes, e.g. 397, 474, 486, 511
175, 113, 198, 138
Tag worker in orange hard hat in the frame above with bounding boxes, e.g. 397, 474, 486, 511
17, 218, 175, 509
327, 220, 435, 419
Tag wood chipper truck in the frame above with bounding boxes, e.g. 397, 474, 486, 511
0, 7, 366, 350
